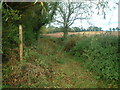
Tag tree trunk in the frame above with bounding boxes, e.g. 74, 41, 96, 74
63, 25, 68, 39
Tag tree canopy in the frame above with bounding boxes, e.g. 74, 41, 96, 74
2, 2, 58, 61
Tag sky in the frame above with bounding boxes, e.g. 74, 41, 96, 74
71, 0, 118, 30
51, 0, 119, 31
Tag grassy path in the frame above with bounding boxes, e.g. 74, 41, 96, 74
37, 37, 108, 88
47, 59, 107, 88
3, 37, 110, 88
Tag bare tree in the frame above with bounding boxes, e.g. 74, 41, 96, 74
53, 0, 118, 38
53, 1, 94, 38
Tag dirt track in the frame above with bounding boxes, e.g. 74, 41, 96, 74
43, 31, 119, 38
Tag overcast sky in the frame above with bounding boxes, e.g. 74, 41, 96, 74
71, 0, 118, 30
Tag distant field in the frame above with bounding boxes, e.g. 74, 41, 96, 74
43, 31, 119, 38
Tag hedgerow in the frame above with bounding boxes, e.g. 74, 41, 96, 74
69, 34, 119, 85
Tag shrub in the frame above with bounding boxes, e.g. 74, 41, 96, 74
70, 36, 91, 56
70, 34, 119, 85
63, 35, 81, 52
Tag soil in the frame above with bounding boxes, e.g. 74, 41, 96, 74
43, 31, 119, 38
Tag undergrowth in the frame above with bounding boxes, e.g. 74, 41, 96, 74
64, 34, 119, 87
2, 34, 119, 88
2, 36, 68, 88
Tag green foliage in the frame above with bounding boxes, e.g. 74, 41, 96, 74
39, 25, 48, 34
63, 35, 80, 52
70, 27, 81, 32
2, 24, 20, 62
3, 25, 19, 48
2, 2, 58, 62
44, 26, 63, 34
68, 34, 119, 85
70, 36, 91, 57
87, 26, 102, 31
2, 6, 21, 50
2, 37, 67, 88
2, 7, 22, 23
3, 2, 119, 88
3, 34, 118, 88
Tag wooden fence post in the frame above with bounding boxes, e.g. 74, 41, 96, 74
19, 25, 23, 61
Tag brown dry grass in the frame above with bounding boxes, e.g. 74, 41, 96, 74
43, 31, 119, 38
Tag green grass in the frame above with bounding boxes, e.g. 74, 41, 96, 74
2, 34, 119, 88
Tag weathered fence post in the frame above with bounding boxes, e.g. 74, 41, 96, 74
19, 25, 23, 61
